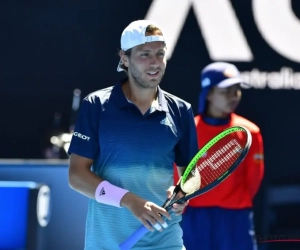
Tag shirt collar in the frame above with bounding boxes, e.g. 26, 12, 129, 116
156, 85, 169, 112
112, 78, 130, 108
202, 115, 230, 125
113, 78, 169, 112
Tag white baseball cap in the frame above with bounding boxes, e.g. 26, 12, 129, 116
117, 20, 166, 72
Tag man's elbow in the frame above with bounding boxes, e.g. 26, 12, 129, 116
68, 165, 79, 190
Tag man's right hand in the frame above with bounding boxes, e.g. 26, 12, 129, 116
120, 192, 171, 231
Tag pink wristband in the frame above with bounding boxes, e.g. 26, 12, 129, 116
95, 181, 129, 208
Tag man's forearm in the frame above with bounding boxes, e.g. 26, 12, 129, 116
69, 167, 103, 199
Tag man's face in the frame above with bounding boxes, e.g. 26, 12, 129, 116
123, 41, 167, 89
207, 84, 242, 115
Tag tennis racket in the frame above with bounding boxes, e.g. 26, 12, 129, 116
119, 125, 252, 250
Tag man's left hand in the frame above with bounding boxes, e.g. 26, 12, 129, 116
166, 186, 189, 216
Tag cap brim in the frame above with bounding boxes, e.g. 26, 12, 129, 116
117, 60, 124, 72
217, 77, 250, 88
217, 78, 242, 88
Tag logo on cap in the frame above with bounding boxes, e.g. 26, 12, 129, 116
202, 77, 211, 87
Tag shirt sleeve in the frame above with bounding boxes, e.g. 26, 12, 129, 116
246, 130, 264, 198
67, 95, 101, 160
174, 106, 199, 167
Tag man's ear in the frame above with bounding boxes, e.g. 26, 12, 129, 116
119, 50, 129, 68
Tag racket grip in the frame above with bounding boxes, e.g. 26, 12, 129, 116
119, 224, 149, 250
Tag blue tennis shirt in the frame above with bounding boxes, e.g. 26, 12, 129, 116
68, 79, 198, 250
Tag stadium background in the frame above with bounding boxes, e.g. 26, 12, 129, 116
1, 1, 300, 249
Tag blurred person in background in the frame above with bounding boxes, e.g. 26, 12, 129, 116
174, 62, 264, 250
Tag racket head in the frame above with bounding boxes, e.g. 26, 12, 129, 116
171, 126, 252, 207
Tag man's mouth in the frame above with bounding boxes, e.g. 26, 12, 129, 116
147, 71, 159, 77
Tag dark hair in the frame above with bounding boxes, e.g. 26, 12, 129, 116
117, 49, 132, 72
117, 24, 163, 72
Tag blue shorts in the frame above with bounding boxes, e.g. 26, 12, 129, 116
181, 207, 257, 250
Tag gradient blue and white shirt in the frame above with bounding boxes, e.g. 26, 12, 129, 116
68, 79, 198, 250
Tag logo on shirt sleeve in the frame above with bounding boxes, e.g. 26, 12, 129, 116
253, 153, 264, 163
73, 132, 90, 141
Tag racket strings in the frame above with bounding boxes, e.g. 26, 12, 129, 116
180, 131, 248, 195
196, 136, 245, 188
200, 154, 238, 186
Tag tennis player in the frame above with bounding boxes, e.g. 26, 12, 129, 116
67, 20, 198, 250
175, 62, 264, 250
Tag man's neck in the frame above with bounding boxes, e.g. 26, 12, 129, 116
122, 80, 158, 114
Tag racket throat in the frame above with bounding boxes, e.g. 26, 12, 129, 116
162, 194, 175, 208
162, 185, 181, 208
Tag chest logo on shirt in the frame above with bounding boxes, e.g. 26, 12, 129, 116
160, 117, 172, 127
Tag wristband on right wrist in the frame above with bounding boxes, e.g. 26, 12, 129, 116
95, 181, 129, 208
